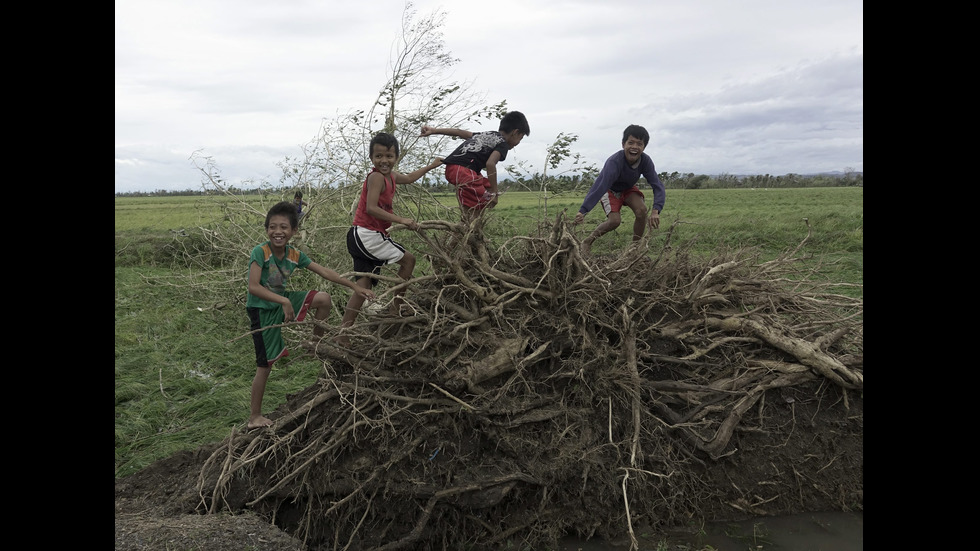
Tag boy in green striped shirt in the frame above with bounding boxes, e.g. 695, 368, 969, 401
245, 201, 374, 429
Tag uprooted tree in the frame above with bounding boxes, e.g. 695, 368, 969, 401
174, 5, 861, 548
190, 214, 862, 551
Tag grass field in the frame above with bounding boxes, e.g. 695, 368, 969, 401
115, 188, 863, 289
115, 188, 862, 253
115, 187, 862, 478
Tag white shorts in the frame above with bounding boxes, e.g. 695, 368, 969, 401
346, 226, 406, 279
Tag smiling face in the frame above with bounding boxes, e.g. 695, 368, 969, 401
622, 135, 647, 165
371, 143, 398, 176
265, 214, 296, 252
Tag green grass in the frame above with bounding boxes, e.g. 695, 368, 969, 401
492, 187, 863, 291
114, 265, 324, 477
115, 187, 862, 478
115, 194, 269, 232
116, 187, 863, 257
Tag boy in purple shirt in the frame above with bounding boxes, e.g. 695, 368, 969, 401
573, 125, 666, 253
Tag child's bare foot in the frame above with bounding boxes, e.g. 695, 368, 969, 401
333, 335, 351, 348
247, 415, 273, 430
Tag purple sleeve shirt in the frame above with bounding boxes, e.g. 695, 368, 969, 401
578, 151, 666, 215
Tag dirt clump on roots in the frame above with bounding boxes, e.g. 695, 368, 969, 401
115, 215, 863, 550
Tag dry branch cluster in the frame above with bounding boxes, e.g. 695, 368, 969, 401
195, 213, 863, 551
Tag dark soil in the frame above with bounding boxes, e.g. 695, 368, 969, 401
115, 218, 863, 550
114, 385, 862, 550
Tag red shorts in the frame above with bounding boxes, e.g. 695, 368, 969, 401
445, 164, 493, 210
599, 186, 645, 216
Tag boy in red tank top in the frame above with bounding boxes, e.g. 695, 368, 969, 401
339, 132, 442, 346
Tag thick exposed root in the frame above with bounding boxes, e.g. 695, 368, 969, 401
195, 213, 863, 550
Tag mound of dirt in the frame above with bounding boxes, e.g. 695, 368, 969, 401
115, 217, 862, 550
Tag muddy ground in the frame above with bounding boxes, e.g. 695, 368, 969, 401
114, 379, 862, 550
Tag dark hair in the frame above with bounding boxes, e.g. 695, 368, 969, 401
499, 111, 530, 136
370, 132, 400, 157
294, 191, 303, 198
266, 201, 298, 229
622, 124, 649, 146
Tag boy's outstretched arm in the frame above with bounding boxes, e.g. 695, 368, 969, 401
306, 262, 375, 300
396, 158, 444, 185
574, 156, 617, 224
364, 173, 419, 230
421, 126, 473, 140
484, 151, 503, 197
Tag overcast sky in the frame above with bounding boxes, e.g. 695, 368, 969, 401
115, 0, 863, 194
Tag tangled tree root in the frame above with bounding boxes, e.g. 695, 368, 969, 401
196, 213, 863, 550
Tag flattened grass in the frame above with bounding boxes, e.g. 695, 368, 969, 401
114, 265, 323, 477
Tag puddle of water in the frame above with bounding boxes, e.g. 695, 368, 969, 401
557, 510, 863, 550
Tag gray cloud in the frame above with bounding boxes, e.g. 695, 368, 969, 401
115, 0, 862, 193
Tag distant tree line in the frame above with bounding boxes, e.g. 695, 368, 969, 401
115, 170, 863, 198
657, 170, 863, 190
